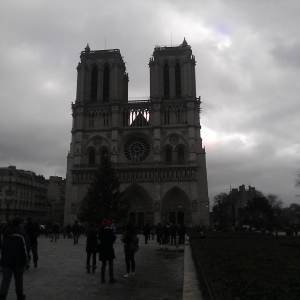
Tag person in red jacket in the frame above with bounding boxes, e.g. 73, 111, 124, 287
98, 218, 117, 283
0, 217, 30, 300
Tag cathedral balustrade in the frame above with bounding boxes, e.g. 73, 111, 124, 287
71, 164, 198, 184
73, 161, 197, 169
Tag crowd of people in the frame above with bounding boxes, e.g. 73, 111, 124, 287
0, 218, 188, 299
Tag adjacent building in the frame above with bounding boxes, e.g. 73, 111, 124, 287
212, 184, 258, 228
0, 166, 49, 223
64, 39, 210, 227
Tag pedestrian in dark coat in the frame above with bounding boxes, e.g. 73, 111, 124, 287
143, 223, 151, 244
0, 218, 30, 300
156, 223, 163, 245
162, 224, 170, 244
51, 223, 59, 242
25, 217, 40, 268
178, 224, 187, 244
121, 222, 137, 277
72, 221, 81, 245
85, 222, 98, 274
170, 223, 178, 247
66, 223, 72, 238
98, 219, 117, 283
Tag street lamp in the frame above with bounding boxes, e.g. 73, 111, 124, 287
273, 211, 278, 236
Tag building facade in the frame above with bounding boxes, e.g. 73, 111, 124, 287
64, 39, 210, 227
46, 176, 66, 225
0, 166, 49, 223
212, 184, 258, 228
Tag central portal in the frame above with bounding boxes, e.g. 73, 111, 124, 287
123, 184, 153, 227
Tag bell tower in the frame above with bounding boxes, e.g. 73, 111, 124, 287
149, 38, 196, 100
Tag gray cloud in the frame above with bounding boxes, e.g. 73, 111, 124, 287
1, 0, 300, 206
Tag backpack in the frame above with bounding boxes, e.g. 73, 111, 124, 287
128, 235, 139, 252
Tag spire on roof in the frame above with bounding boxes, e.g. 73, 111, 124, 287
85, 43, 90, 52
182, 37, 188, 47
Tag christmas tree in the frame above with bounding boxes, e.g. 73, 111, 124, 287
79, 156, 129, 224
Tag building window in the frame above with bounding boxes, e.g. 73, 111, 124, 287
102, 112, 109, 127
103, 65, 110, 101
101, 149, 108, 160
90, 67, 98, 102
88, 113, 95, 127
164, 108, 170, 125
88, 149, 96, 165
178, 147, 185, 164
163, 63, 170, 99
166, 147, 172, 164
175, 108, 181, 124
175, 62, 181, 98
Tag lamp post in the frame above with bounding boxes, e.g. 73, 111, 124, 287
273, 211, 278, 236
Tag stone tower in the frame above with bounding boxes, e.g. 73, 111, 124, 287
64, 39, 210, 227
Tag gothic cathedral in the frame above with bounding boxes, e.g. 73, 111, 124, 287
64, 38, 210, 227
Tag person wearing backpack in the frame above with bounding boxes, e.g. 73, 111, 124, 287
121, 222, 137, 278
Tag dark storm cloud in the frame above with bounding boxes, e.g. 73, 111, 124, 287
0, 0, 300, 206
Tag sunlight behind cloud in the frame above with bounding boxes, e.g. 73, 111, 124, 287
162, 12, 231, 51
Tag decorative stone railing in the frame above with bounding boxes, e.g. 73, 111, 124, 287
71, 164, 198, 184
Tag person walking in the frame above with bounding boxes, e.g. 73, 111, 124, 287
170, 223, 178, 247
121, 222, 137, 277
50, 223, 59, 242
66, 223, 72, 238
156, 223, 163, 245
25, 218, 40, 268
85, 222, 98, 274
178, 224, 187, 244
162, 224, 170, 244
150, 226, 155, 240
143, 223, 151, 244
0, 218, 30, 300
98, 219, 117, 283
72, 221, 81, 245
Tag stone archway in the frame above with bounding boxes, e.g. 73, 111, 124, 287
161, 187, 191, 224
123, 184, 153, 227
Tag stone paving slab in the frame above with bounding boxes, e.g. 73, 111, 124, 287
3, 235, 185, 300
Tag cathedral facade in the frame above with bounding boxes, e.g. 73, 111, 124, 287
64, 39, 210, 227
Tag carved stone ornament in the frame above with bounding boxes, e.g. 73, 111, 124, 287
93, 137, 102, 147
161, 131, 167, 137
189, 144, 195, 152
83, 134, 90, 140
191, 200, 198, 211
148, 130, 154, 136
75, 148, 81, 155
154, 201, 160, 212
154, 145, 160, 154
181, 130, 188, 136
106, 133, 111, 140
169, 135, 179, 145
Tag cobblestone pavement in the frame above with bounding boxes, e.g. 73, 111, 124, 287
4, 235, 185, 300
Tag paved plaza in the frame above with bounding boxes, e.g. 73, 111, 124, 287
2, 234, 201, 300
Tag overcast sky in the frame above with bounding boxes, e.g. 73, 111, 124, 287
1, 0, 300, 207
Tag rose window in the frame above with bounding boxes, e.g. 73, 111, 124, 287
124, 137, 150, 162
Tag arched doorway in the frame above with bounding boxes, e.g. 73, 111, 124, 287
169, 211, 184, 224
123, 184, 153, 227
161, 187, 191, 224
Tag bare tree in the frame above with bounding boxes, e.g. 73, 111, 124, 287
296, 169, 300, 188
